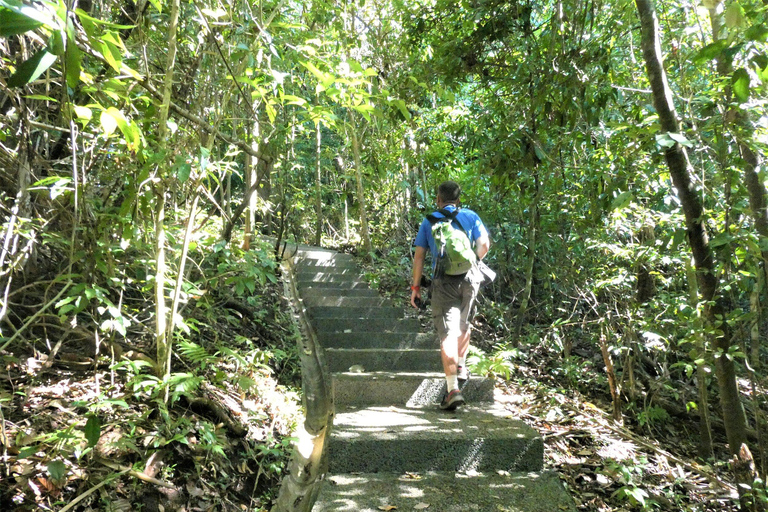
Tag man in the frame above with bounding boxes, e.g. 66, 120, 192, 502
411, 181, 490, 411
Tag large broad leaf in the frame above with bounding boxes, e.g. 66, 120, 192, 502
7, 49, 58, 88
390, 98, 411, 120
732, 68, 750, 103
84, 415, 101, 447
0, 6, 43, 36
725, 2, 745, 29
692, 40, 730, 64
47, 460, 67, 482
746, 24, 768, 42
612, 191, 633, 210
0, 0, 58, 35
100, 109, 118, 136
65, 42, 82, 88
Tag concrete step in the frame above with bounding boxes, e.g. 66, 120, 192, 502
296, 260, 361, 272
327, 405, 543, 474
296, 268, 366, 279
311, 317, 420, 334
295, 271, 366, 284
325, 348, 442, 372
313, 471, 575, 512
307, 306, 404, 320
299, 287, 380, 299
300, 295, 393, 308
318, 332, 433, 350
333, 372, 495, 407
296, 250, 355, 264
296, 281, 371, 290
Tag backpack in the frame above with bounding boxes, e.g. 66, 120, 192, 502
427, 208, 476, 277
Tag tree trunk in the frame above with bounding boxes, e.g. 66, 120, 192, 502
514, 174, 541, 339
315, 121, 323, 246
349, 118, 372, 259
155, 0, 181, 383
244, 119, 258, 250
749, 277, 767, 478
634, 0, 747, 455
686, 259, 714, 459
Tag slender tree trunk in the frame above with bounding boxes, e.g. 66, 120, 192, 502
315, 121, 323, 246
244, 119, 258, 250
154, 0, 180, 381
599, 324, 622, 423
514, 174, 541, 339
349, 118, 372, 259
634, 0, 747, 455
686, 259, 714, 459
749, 276, 767, 478
165, 193, 200, 388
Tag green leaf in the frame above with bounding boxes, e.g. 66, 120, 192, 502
759, 64, 768, 84
23, 94, 57, 101
7, 49, 57, 88
265, 101, 277, 123
281, 94, 307, 106
655, 132, 676, 148
47, 460, 67, 481
47, 30, 66, 56
0, 0, 58, 33
390, 98, 411, 120
612, 191, 633, 210
74, 9, 134, 30
0, 6, 43, 36
199, 147, 210, 172
18, 446, 37, 459
93, 39, 122, 73
74, 105, 92, 126
65, 42, 82, 88
692, 40, 729, 64
709, 232, 734, 248
745, 25, 768, 42
84, 415, 101, 447
176, 162, 191, 183
732, 68, 750, 103
668, 132, 693, 147
100, 109, 118, 137
725, 2, 745, 29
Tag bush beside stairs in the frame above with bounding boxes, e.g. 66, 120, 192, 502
289, 247, 576, 512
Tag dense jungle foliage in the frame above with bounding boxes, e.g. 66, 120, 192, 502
1, 0, 767, 509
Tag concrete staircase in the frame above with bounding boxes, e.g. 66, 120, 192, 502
290, 247, 575, 512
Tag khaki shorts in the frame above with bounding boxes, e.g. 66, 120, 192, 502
430, 267, 481, 341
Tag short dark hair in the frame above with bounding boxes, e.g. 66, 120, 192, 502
438, 181, 461, 204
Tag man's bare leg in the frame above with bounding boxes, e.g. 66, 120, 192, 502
440, 335, 459, 383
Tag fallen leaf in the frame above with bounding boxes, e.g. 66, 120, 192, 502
378, 506, 397, 511
414, 503, 430, 509
402, 472, 421, 480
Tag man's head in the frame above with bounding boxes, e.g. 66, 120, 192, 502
437, 181, 461, 206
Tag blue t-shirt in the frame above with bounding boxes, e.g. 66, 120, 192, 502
414, 205, 489, 272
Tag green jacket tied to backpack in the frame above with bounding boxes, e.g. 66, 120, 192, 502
414, 205, 489, 279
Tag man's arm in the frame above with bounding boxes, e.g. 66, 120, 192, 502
475, 234, 490, 260
411, 245, 427, 308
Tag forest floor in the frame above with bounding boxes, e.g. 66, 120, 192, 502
2, 249, 764, 511
396, 317, 752, 512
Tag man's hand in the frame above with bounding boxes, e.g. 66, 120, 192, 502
410, 286, 422, 309
411, 246, 427, 309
